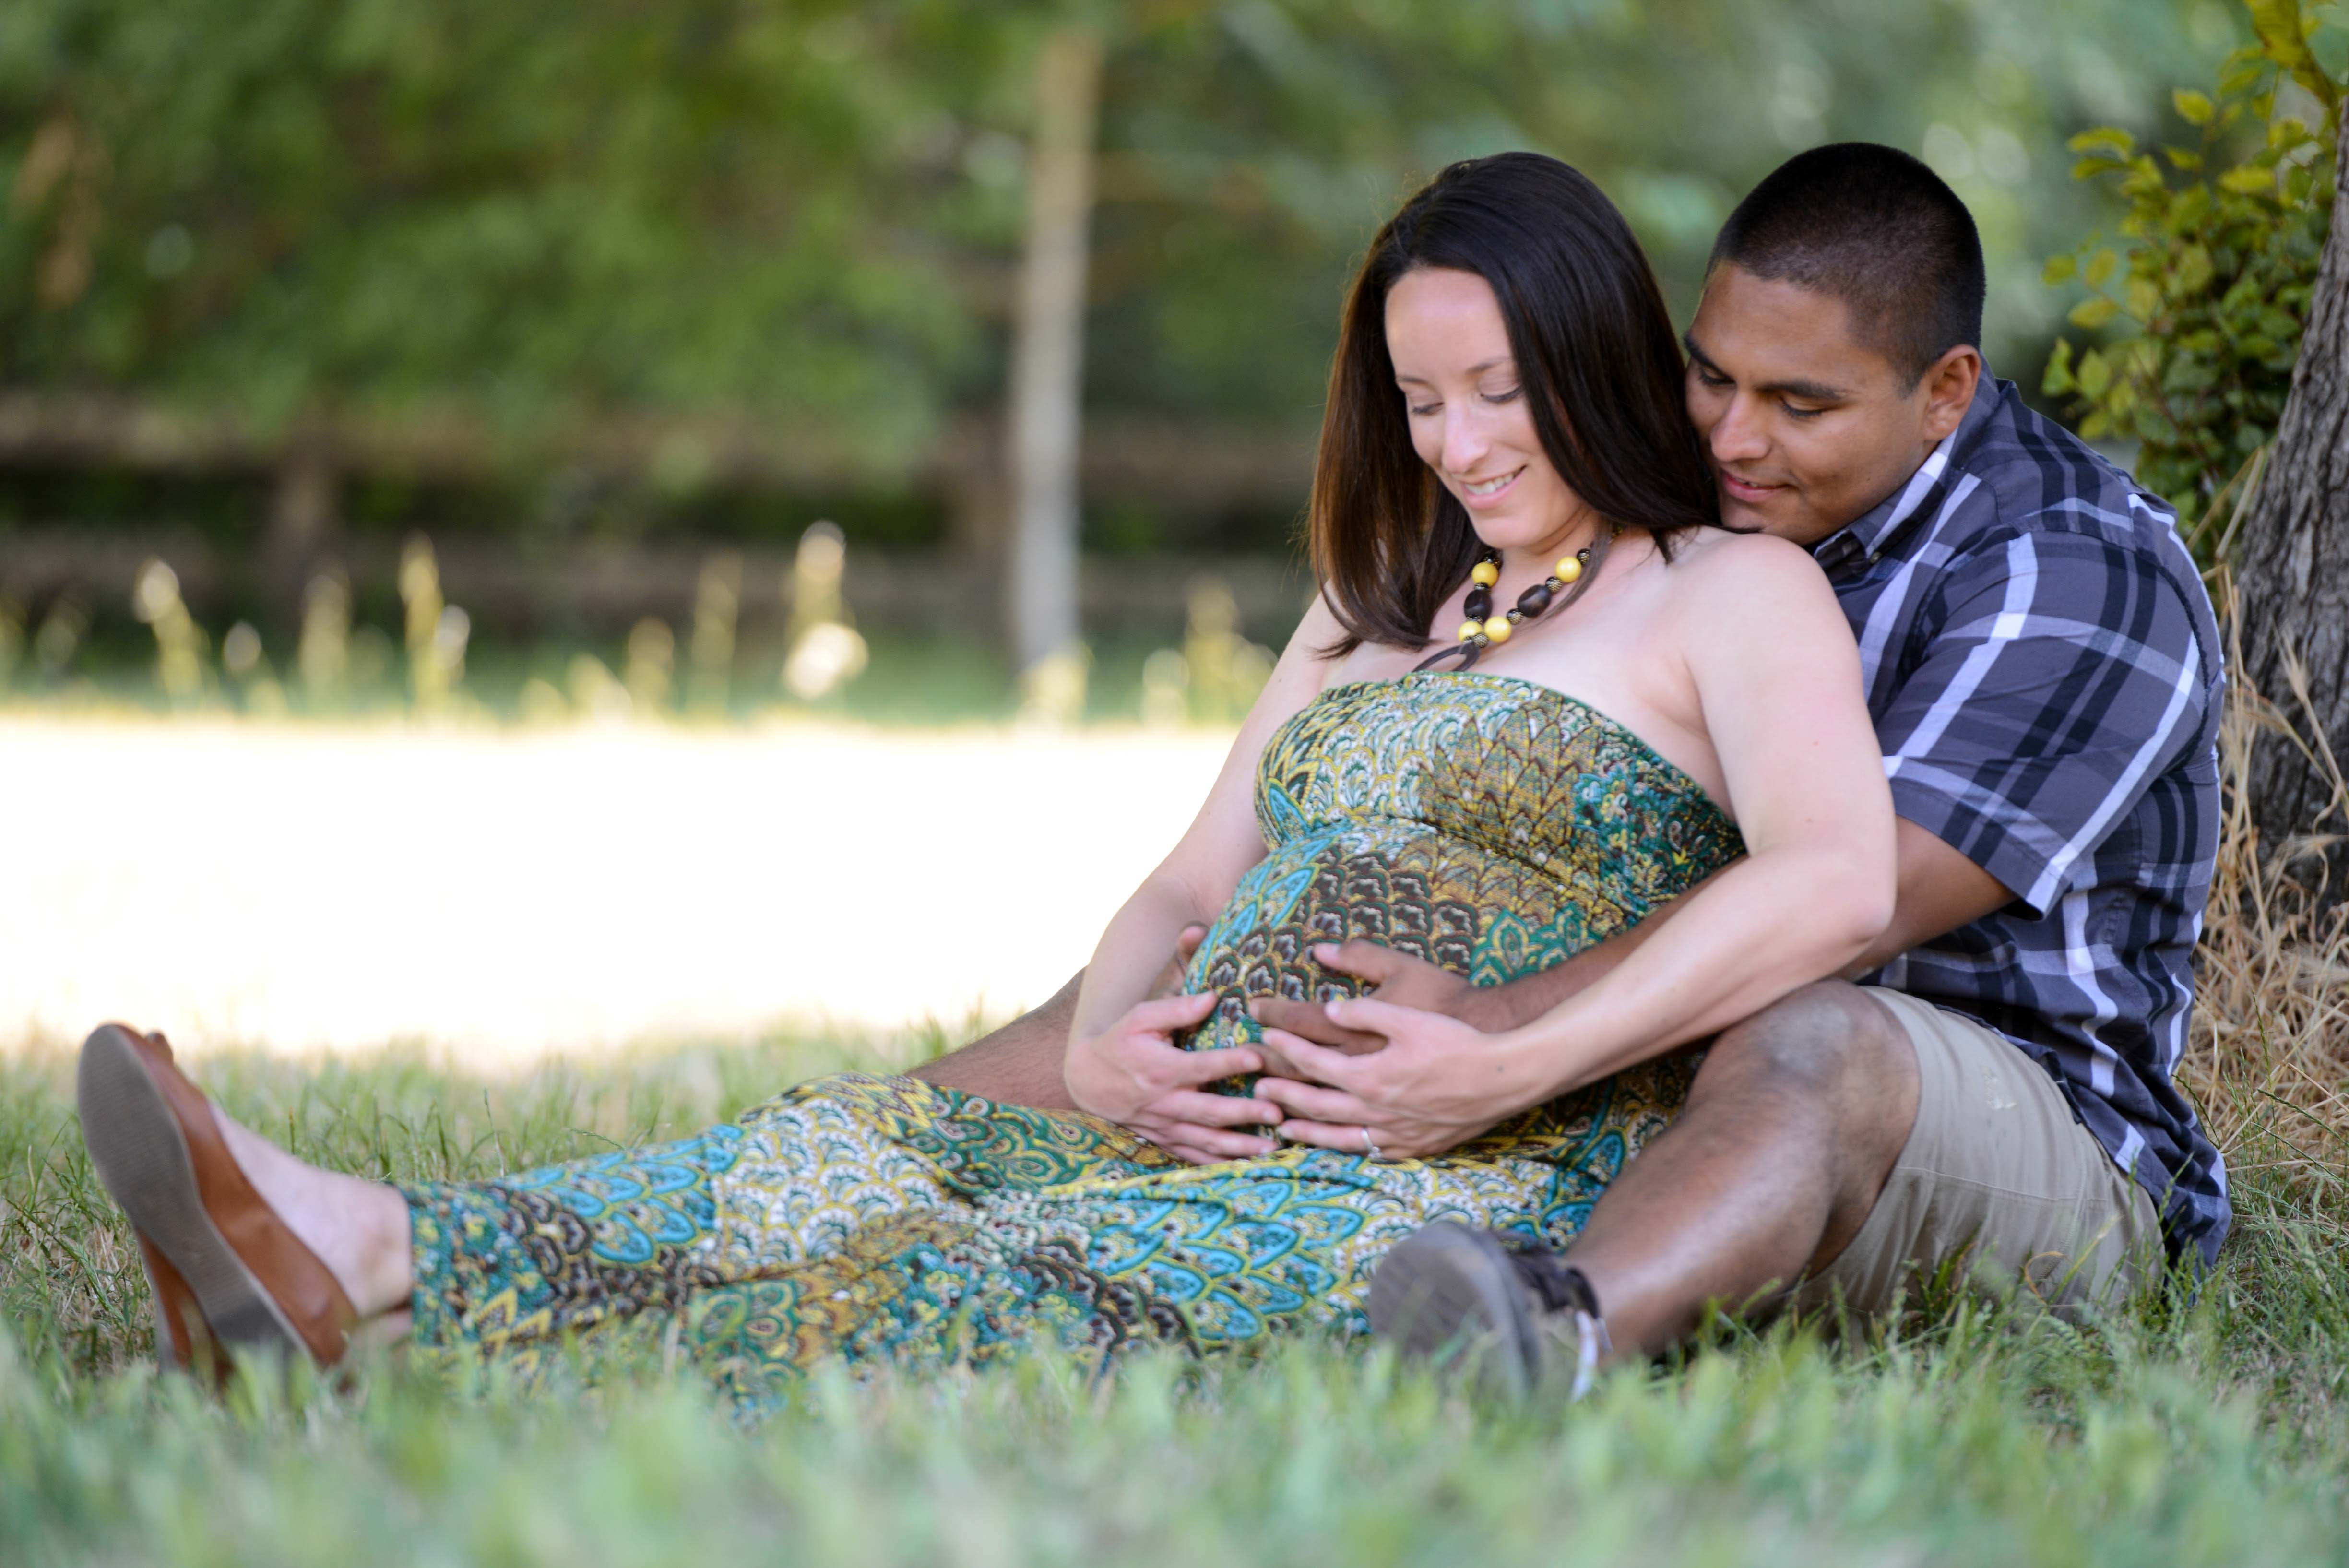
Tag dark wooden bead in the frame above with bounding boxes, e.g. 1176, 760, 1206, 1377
1515, 581, 1554, 617
1464, 587, 1493, 619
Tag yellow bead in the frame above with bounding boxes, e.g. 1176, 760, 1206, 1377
1555, 556, 1583, 583
1470, 560, 1500, 587
1457, 619, 1482, 642
1483, 616, 1514, 644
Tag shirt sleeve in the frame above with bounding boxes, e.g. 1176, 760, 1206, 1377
1875, 525, 2211, 916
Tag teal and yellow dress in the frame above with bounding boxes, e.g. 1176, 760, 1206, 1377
402, 673, 1742, 1406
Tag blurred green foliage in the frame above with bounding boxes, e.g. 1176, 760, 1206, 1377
2041, 0, 2345, 537
0, 0, 2235, 494
0, 0, 1017, 463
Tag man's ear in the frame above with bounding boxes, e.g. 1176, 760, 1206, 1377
1918, 346, 1981, 443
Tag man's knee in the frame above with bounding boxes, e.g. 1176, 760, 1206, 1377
1696, 982, 1922, 1259
1698, 980, 1910, 1105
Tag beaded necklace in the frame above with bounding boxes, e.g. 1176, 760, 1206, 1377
1412, 523, 1615, 674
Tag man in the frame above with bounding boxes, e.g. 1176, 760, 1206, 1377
917, 143, 2227, 1382
1332, 142, 2228, 1382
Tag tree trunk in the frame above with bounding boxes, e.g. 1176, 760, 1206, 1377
264, 444, 339, 621
1005, 28, 1104, 673
2235, 120, 2349, 918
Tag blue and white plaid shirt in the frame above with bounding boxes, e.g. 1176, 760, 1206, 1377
1817, 377, 2228, 1267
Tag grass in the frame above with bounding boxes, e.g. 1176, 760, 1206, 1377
4, 692, 2349, 1565
0, 628, 1260, 730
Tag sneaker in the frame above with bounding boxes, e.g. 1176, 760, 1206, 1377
1367, 1221, 1611, 1399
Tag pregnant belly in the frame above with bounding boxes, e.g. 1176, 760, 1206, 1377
1176, 821, 1632, 1056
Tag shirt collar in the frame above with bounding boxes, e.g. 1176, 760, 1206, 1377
1811, 374, 2006, 569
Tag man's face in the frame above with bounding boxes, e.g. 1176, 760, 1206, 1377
1683, 264, 1979, 546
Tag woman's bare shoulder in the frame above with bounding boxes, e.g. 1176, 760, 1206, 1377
1662, 527, 1837, 609
1290, 589, 1348, 646
1657, 527, 1852, 670
1663, 524, 1823, 577
1279, 589, 1384, 682
1252, 588, 1362, 706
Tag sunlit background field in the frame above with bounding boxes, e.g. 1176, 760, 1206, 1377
3, 713, 1230, 1058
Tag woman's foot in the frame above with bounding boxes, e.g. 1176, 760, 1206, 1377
206, 1104, 414, 1326
75, 1023, 413, 1376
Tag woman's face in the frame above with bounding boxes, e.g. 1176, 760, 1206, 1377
1384, 266, 1590, 557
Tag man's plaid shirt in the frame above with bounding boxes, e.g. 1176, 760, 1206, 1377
1815, 377, 2228, 1267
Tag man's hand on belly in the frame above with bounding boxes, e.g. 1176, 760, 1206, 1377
1246, 938, 1563, 1068
1247, 942, 1492, 1069
1248, 875, 1727, 1065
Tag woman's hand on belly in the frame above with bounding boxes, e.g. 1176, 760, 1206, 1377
1065, 993, 1288, 1164
1251, 998, 1543, 1160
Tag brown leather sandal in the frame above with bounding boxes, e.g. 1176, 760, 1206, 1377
77, 1023, 355, 1378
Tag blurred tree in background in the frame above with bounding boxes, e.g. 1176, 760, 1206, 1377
0, 0, 990, 437
2026, 0, 2349, 914
0, 0, 2257, 668
2041, 0, 2344, 543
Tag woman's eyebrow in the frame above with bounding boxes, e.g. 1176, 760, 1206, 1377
1396, 356, 1514, 386
1390, 357, 1522, 390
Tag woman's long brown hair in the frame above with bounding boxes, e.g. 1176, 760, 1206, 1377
1310, 153, 1721, 655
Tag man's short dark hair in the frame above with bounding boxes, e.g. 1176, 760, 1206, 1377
1710, 143, 1985, 388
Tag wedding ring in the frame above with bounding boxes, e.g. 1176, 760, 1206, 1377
1362, 1127, 1382, 1161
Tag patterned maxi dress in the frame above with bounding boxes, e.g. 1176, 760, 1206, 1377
402, 672, 1743, 1407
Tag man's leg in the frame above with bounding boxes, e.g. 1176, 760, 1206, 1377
910, 971, 1083, 1109
1557, 980, 1917, 1353
1375, 979, 2164, 1378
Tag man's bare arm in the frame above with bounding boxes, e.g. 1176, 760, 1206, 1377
912, 972, 1084, 1109
1250, 819, 2013, 1052
1844, 818, 2010, 974
909, 924, 1216, 1111
1245, 868, 1724, 1050
907, 820, 2013, 1106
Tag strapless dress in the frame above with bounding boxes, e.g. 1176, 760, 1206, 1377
400, 671, 1745, 1408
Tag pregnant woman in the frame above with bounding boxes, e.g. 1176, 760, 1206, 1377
77, 153, 1894, 1408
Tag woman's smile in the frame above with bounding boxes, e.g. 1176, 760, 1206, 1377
1459, 466, 1526, 506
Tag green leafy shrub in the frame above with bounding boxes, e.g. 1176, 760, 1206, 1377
2041, 0, 2343, 544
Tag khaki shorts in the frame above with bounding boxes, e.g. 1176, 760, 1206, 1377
1787, 987, 2163, 1321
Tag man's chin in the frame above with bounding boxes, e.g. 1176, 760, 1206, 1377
1716, 487, 1784, 534
1716, 483, 1830, 543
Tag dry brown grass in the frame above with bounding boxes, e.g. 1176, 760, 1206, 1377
2178, 605, 2349, 1204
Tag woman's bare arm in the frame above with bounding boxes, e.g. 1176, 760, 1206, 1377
1254, 535, 1898, 1156
1056, 596, 1351, 1159
1506, 535, 1895, 1063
